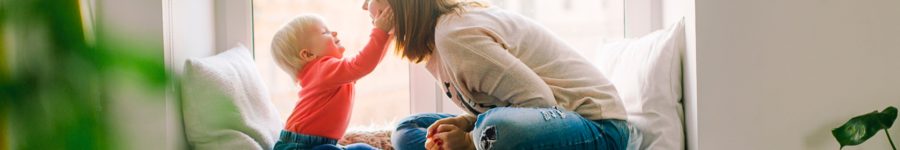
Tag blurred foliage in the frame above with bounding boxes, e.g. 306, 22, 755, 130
832, 106, 897, 150
1, 0, 169, 149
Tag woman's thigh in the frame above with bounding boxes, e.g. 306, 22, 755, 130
471, 107, 628, 150
391, 113, 457, 150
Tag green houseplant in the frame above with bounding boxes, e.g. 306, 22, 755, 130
1, 0, 169, 149
832, 106, 897, 150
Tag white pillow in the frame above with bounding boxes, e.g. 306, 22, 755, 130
182, 45, 283, 150
593, 19, 685, 150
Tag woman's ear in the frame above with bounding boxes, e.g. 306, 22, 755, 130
299, 49, 317, 61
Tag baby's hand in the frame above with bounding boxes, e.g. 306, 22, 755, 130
374, 8, 394, 33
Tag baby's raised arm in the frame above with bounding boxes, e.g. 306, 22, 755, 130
315, 8, 394, 85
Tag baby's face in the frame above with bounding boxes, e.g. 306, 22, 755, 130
303, 21, 345, 59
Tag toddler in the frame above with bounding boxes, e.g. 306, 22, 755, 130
269, 8, 393, 150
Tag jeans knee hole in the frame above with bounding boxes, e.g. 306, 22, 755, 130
480, 125, 498, 150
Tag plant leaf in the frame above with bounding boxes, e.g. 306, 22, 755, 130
832, 108, 893, 148
880, 106, 897, 128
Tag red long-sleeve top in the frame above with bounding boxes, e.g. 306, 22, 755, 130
285, 28, 389, 139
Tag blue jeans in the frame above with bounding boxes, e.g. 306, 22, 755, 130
391, 107, 633, 150
274, 130, 376, 150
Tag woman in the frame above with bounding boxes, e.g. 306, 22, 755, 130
363, 0, 639, 149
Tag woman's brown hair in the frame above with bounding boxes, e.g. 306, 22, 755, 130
385, 0, 464, 63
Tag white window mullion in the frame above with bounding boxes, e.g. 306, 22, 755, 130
214, 0, 254, 51
624, 0, 662, 38
408, 63, 440, 114
408, 62, 465, 115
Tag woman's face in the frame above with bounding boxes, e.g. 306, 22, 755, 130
363, 0, 389, 19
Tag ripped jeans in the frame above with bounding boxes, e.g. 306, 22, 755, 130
391, 107, 639, 150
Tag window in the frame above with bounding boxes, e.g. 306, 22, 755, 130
252, 0, 625, 127
253, 0, 410, 127
487, 0, 624, 56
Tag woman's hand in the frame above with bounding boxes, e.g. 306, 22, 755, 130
374, 8, 394, 32
427, 124, 476, 150
425, 115, 477, 150
426, 115, 476, 136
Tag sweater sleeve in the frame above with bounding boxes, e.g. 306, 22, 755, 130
317, 28, 390, 85
436, 27, 557, 108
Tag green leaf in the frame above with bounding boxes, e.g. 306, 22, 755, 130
832, 106, 898, 148
881, 106, 897, 128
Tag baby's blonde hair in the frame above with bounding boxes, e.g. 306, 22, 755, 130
271, 14, 324, 81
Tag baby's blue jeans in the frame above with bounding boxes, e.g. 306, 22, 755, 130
274, 130, 376, 150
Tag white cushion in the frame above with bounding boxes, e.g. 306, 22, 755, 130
182, 45, 283, 150
593, 19, 686, 150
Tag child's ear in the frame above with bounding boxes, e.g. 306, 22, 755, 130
299, 49, 316, 60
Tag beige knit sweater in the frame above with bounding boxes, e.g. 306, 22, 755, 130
424, 5, 627, 122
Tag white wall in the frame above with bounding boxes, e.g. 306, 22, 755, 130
692, 0, 900, 149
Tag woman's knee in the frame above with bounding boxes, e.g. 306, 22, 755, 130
394, 113, 456, 131
392, 113, 456, 139
470, 108, 549, 149
471, 107, 593, 149
473, 107, 566, 130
